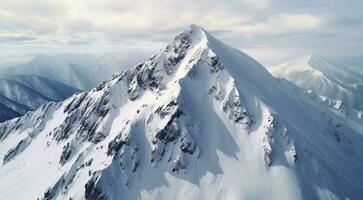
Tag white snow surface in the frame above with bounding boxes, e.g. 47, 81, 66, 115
0, 25, 363, 200
269, 54, 363, 111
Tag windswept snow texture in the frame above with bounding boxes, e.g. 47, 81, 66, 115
269, 55, 363, 111
0, 52, 148, 90
0, 75, 80, 122
0, 25, 363, 200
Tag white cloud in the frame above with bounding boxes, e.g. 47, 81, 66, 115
0, 0, 324, 42
0, 0, 362, 64
0, 0, 250, 45
244, 0, 271, 9
235, 13, 323, 34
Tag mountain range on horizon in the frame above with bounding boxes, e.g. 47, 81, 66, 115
0, 51, 150, 122
0, 52, 149, 91
0, 25, 362, 200
0, 74, 81, 123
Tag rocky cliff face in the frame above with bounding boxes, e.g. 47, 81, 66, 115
0, 25, 363, 200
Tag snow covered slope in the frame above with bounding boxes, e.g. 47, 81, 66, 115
0, 75, 81, 122
0, 52, 148, 90
0, 25, 363, 200
276, 78, 363, 125
269, 55, 363, 110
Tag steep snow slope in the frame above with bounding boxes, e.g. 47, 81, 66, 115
0, 75, 81, 122
0, 52, 148, 90
269, 55, 363, 110
0, 25, 363, 200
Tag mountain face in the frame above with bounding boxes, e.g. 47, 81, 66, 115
269, 55, 363, 110
0, 52, 148, 90
0, 25, 363, 200
0, 75, 81, 122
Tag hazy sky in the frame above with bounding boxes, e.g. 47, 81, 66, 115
0, 0, 362, 65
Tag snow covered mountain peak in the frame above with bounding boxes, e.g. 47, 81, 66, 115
1, 26, 363, 200
305, 54, 342, 73
270, 53, 360, 78
121, 24, 276, 102
303, 53, 325, 62
270, 54, 334, 77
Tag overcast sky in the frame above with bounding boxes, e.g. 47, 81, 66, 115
0, 0, 362, 65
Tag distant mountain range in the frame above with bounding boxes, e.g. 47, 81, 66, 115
335, 55, 363, 75
0, 102, 21, 123
269, 54, 363, 110
0, 75, 81, 122
0, 52, 148, 90
0, 52, 147, 122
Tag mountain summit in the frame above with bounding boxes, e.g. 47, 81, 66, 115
0, 25, 363, 200
269, 54, 363, 110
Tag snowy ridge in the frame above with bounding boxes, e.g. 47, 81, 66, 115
277, 78, 363, 126
269, 54, 363, 110
0, 25, 363, 200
